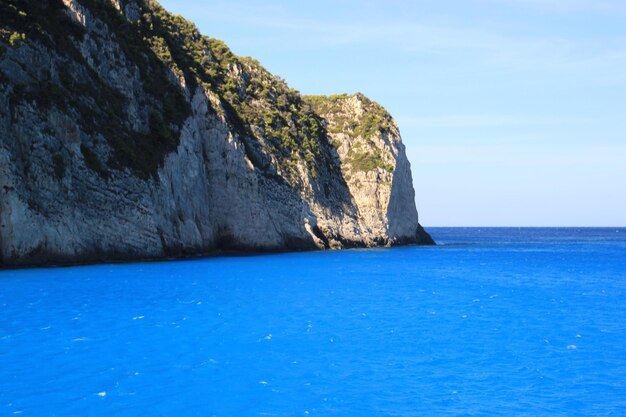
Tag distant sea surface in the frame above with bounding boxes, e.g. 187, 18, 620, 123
2, 228, 626, 416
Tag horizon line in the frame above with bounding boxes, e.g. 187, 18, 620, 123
424, 225, 626, 228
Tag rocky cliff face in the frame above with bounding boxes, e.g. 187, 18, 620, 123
0, 0, 433, 267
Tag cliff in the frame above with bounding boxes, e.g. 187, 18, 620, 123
0, 0, 433, 267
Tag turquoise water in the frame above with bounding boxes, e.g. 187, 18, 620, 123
1, 228, 626, 416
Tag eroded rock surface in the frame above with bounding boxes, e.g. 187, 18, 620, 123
0, 0, 433, 266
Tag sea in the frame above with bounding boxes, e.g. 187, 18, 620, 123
1, 228, 625, 416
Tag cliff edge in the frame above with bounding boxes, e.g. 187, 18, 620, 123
0, 0, 433, 267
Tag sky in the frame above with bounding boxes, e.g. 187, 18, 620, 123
159, 0, 626, 226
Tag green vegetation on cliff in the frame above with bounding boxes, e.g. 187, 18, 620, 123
350, 152, 393, 173
305, 93, 395, 172
0, 0, 397, 181
1, 0, 189, 179
1, 0, 337, 181
305, 93, 393, 140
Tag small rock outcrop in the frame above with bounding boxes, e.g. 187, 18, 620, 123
0, 0, 433, 267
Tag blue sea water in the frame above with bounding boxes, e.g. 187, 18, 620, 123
1, 228, 626, 416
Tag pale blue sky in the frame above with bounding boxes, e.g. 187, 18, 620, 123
160, 0, 625, 226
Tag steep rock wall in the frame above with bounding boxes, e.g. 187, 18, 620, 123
0, 0, 433, 267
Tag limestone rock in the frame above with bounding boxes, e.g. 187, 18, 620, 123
0, 0, 433, 267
